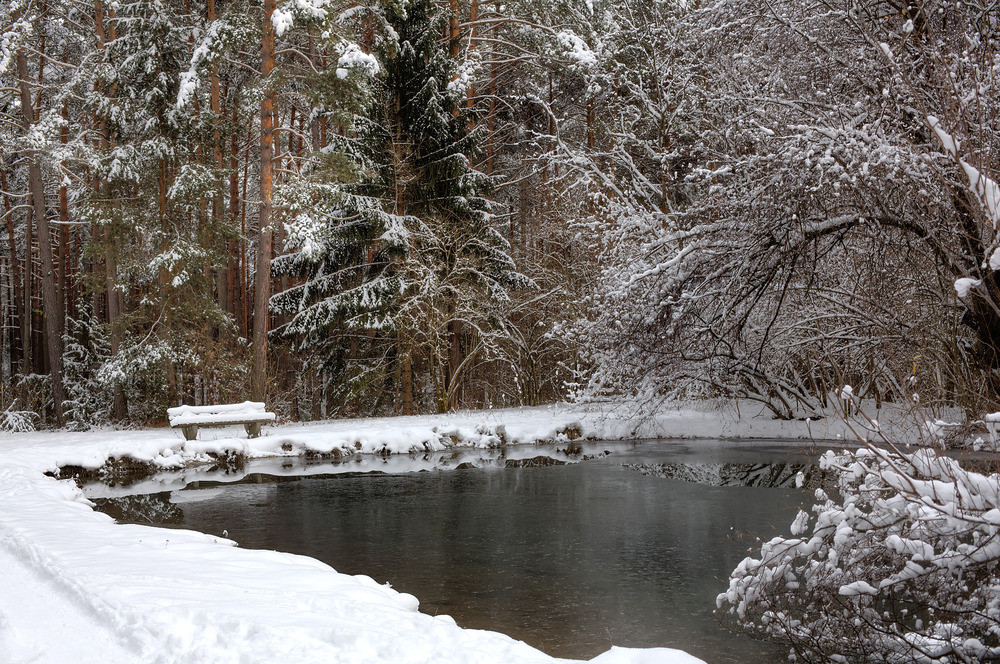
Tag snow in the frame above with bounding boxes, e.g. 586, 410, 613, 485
0, 547, 134, 664
0, 16, 33, 79
955, 277, 981, 298
167, 411, 277, 426
0, 400, 939, 664
176, 70, 199, 108
166, 401, 276, 427
272, 8, 295, 36
334, 41, 380, 79
588, 647, 705, 664
839, 580, 878, 596
928, 115, 1000, 228
556, 31, 597, 67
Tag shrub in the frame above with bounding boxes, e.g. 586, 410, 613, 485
718, 444, 1000, 663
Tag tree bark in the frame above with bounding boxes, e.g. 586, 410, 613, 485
16, 46, 65, 425
209, 0, 228, 314
0, 165, 24, 378
105, 227, 127, 419
252, 0, 276, 403
449, 0, 460, 57
400, 331, 414, 415
448, 319, 462, 409
93, 0, 126, 420
229, 103, 240, 322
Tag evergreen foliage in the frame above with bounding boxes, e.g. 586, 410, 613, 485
62, 308, 111, 430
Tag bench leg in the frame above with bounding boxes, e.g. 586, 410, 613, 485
245, 422, 262, 438
182, 425, 199, 441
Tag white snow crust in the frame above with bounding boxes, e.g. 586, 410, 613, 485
167, 401, 277, 427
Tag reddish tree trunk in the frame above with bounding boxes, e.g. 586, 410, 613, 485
58, 105, 70, 321
252, 0, 276, 403
1, 165, 24, 373
229, 104, 240, 322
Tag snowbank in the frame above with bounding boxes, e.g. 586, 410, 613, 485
0, 400, 907, 477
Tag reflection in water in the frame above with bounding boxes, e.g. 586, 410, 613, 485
623, 461, 837, 490
92, 492, 184, 524
94, 441, 818, 664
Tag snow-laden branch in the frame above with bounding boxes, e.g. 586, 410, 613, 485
0, 13, 33, 79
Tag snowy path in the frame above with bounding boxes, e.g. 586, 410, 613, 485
0, 539, 136, 664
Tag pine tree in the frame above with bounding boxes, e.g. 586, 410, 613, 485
271, 0, 528, 415
82, 0, 246, 417
62, 307, 111, 430
385, 0, 529, 413
269, 18, 408, 414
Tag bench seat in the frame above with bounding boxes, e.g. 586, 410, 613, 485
167, 402, 276, 440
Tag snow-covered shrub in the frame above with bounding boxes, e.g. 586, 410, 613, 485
0, 406, 37, 432
15, 373, 51, 425
717, 445, 1000, 663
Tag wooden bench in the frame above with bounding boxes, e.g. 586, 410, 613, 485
167, 401, 276, 441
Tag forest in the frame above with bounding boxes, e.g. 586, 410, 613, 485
1, 0, 999, 429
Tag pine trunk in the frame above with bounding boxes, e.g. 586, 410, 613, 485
400, 330, 414, 415
448, 319, 462, 410
16, 47, 65, 425
209, 0, 227, 314
0, 166, 24, 376
252, 0, 276, 403
228, 106, 240, 323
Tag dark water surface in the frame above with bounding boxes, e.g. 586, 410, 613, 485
92, 440, 836, 663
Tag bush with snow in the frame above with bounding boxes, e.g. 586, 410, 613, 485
717, 444, 1000, 663
0, 406, 37, 433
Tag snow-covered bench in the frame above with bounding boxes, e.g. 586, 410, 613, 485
167, 401, 276, 441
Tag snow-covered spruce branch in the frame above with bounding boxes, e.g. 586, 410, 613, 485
718, 444, 1000, 663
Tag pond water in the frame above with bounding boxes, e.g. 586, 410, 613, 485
88, 439, 842, 663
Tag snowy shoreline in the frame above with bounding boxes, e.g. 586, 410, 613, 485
0, 402, 914, 664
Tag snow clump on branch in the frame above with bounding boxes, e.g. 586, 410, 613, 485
335, 41, 379, 79
555, 31, 597, 68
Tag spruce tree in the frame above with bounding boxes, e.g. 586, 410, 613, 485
379, 0, 529, 413
273, 0, 528, 415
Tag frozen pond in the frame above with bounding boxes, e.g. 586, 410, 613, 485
88, 439, 842, 663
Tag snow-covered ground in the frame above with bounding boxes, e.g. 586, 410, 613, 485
0, 401, 919, 664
